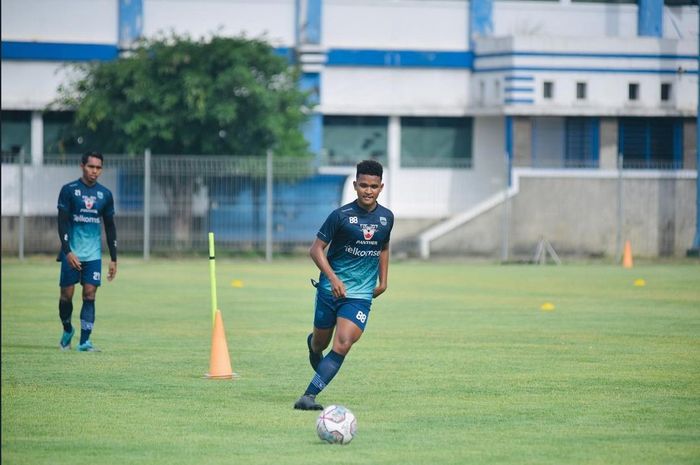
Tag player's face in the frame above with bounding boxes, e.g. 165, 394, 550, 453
353, 174, 383, 210
81, 156, 103, 186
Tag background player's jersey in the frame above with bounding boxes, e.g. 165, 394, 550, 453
316, 200, 394, 300
57, 179, 115, 262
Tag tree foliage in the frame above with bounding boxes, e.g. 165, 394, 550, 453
56, 34, 311, 157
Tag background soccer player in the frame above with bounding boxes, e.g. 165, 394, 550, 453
294, 159, 394, 410
57, 151, 117, 352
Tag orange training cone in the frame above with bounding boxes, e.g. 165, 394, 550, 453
205, 309, 233, 379
622, 240, 633, 269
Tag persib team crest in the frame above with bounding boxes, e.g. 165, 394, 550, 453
83, 195, 96, 210
361, 224, 378, 240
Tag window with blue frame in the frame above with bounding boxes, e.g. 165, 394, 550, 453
565, 117, 599, 168
531, 117, 599, 168
618, 117, 683, 169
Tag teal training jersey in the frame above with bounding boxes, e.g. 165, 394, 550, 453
316, 200, 394, 300
57, 178, 115, 262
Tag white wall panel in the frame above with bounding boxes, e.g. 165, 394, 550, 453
1, 61, 82, 110
1, 0, 116, 43
144, 0, 295, 46
324, 0, 467, 50
493, 2, 638, 39
321, 67, 470, 116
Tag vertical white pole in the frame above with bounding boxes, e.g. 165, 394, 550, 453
616, 153, 624, 262
265, 149, 273, 262
143, 149, 151, 260
18, 149, 25, 260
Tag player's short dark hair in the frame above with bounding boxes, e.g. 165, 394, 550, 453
356, 159, 383, 179
82, 151, 103, 165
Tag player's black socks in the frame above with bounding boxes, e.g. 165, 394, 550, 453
79, 299, 95, 344
305, 350, 345, 396
59, 299, 73, 333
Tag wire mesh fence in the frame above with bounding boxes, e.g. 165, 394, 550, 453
1, 153, 344, 258
1, 152, 696, 260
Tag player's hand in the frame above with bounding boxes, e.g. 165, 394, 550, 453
66, 252, 82, 270
373, 284, 387, 298
107, 261, 117, 281
330, 277, 346, 298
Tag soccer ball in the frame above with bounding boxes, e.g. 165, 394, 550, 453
316, 405, 357, 445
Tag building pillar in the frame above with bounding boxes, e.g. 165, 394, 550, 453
296, 0, 325, 163
638, 0, 663, 37
512, 116, 532, 168
119, 0, 143, 49
386, 115, 401, 209
599, 118, 618, 170
469, 0, 493, 50
30, 111, 43, 165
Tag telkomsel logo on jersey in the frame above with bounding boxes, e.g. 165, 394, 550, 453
361, 224, 378, 240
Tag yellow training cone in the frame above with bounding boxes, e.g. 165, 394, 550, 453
540, 302, 555, 311
633, 278, 646, 287
231, 279, 244, 288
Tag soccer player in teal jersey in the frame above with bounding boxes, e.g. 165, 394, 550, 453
294, 160, 394, 410
57, 152, 117, 352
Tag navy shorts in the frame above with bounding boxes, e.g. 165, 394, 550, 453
314, 290, 372, 332
59, 256, 102, 288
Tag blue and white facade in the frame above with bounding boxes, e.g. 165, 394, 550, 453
2, 0, 698, 224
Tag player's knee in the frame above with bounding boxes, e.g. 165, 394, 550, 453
333, 337, 354, 355
83, 289, 96, 300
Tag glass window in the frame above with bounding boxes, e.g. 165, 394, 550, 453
660, 83, 672, 102
619, 117, 683, 169
576, 82, 587, 100
628, 83, 639, 101
1, 111, 31, 162
543, 81, 554, 99
322, 116, 388, 166
400, 117, 472, 168
44, 111, 84, 155
532, 117, 599, 168
565, 117, 599, 168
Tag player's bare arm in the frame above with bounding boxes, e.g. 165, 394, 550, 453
309, 238, 346, 298
373, 245, 390, 298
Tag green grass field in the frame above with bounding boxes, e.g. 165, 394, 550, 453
2, 257, 699, 465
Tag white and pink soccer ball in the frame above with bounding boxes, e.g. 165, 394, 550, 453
316, 405, 357, 445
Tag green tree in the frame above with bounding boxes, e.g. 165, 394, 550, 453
55, 33, 312, 247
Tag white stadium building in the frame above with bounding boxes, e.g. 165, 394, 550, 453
1, 0, 698, 258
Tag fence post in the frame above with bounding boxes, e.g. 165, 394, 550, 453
143, 148, 151, 260
265, 150, 273, 262
500, 150, 510, 262
18, 149, 25, 260
616, 153, 624, 262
